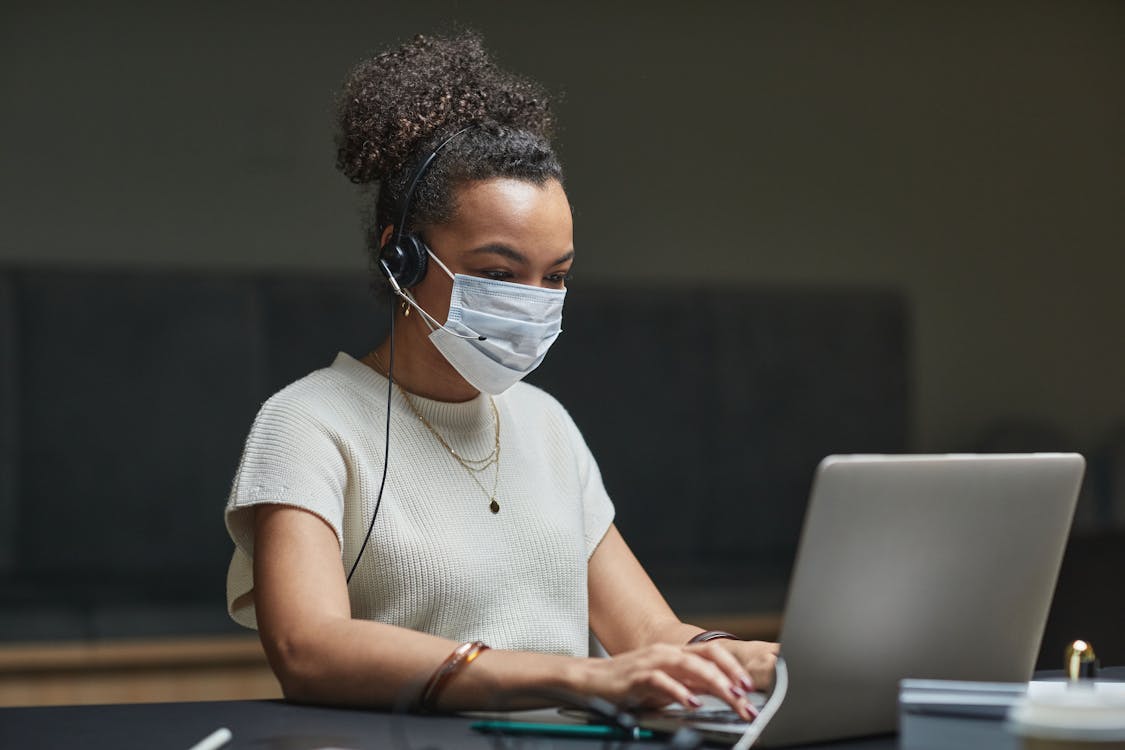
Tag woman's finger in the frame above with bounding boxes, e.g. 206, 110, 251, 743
657, 649, 756, 720
737, 641, 779, 692
689, 641, 755, 693
636, 668, 702, 711
711, 640, 779, 690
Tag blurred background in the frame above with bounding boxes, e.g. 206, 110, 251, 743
1, 0, 1122, 706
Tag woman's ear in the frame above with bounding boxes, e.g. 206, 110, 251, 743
377, 224, 396, 250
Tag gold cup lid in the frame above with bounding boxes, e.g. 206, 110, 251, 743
1065, 639, 1098, 681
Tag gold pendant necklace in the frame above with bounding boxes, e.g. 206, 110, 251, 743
367, 351, 502, 514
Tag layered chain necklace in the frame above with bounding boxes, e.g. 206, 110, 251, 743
367, 352, 503, 514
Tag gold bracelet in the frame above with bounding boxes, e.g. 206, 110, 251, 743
418, 641, 490, 712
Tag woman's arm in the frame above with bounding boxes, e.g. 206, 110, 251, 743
587, 524, 701, 650
588, 523, 778, 690
253, 505, 758, 716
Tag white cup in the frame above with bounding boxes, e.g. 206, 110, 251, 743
1009, 682, 1125, 749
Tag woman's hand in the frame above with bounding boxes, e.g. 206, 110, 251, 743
717, 639, 779, 693
578, 642, 762, 720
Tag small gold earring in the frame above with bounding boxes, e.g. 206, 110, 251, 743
401, 300, 411, 317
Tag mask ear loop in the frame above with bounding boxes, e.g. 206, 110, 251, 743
425, 247, 457, 281
379, 257, 485, 341
381, 257, 440, 329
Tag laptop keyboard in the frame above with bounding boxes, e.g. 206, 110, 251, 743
657, 706, 749, 724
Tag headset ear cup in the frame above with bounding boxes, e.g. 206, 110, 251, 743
379, 233, 429, 289
396, 234, 429, 288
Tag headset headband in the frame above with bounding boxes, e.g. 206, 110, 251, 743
391, 125, 478, 248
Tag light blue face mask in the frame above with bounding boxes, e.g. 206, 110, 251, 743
419, 250, 567, 395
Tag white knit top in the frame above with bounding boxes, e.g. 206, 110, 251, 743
225, 353, 615, 657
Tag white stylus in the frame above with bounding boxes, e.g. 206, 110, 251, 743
186, 727, 232, 750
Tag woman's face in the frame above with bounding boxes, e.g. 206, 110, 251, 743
407, 176, 574, 326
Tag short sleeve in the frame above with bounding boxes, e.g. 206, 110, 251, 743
579, 451, 616, 558
554, 404, 615, 558
224, 393, 348, 627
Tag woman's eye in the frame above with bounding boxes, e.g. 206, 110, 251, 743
476, 268, 570, 285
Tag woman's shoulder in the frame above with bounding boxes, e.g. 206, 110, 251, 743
502, 380, 585, 435
254, 352, 384, 429
504, 379, 566, 413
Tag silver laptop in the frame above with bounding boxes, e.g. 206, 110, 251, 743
642, 453, 1085, 747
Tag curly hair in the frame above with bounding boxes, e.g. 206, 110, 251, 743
334, 31, 564, 281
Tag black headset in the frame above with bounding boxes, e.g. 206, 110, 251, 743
347, 125, 479, 585
377, 125, 477, 291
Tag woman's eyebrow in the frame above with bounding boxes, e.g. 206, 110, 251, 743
468, 244, 575, 266
468, 243, 527, 263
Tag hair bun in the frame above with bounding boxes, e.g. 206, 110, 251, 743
335, 32, 555, 185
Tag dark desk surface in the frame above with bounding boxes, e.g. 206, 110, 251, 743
7, 672, 1122, 749
0, 698, 897, 749
11, 668, 1125, 750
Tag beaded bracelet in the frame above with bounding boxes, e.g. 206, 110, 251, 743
418, 640, 490, 712
688, 630, 740, 644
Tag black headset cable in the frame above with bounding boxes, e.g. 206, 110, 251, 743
346, 295, 395, 584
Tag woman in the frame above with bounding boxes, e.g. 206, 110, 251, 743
225, 32, 777, 716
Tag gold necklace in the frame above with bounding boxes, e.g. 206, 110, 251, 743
368, 351, 503, 514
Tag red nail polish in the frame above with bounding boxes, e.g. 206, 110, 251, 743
729, 684, 745, 698
741, 676, 754, 691
687, 695, 703, 708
